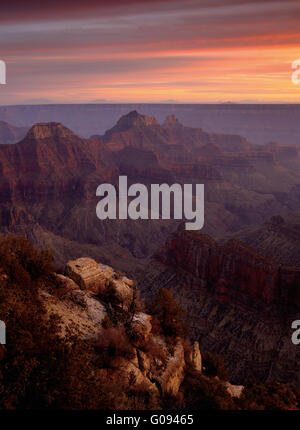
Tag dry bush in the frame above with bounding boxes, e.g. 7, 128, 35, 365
0, 234, 54, 283
150, 315, 162, 336
180, 370, 236, 410
95, 326, 135, 368
238, 382, 300, 410
202, 351, 230, 381
149, 288, 187, 339
101, 314, 113, 329
126, 379, 160, 410
143, 336, 167, 363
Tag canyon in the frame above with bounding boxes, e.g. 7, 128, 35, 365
0, 110, 299, 388
0, 110, 299, 272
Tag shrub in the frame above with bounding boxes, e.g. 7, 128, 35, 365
143, 336, 167, 363
238, 382, 300, 410
102, 314, 113, 329
95, 327, 135, 368
180, 370, 236, 410
0, 235, 120, 409
149, 288, 187, 339
149, 316, 162, 336
0, 234, 54, 283
202, 351, 230, 381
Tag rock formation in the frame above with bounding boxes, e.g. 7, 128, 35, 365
38, 256, 201, 399
186, 341, 202, 372
234, 214, 300, 266
137, 227, 300, 385
0, 114, 299, 272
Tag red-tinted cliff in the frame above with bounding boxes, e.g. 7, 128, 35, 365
154, 229, 300, 307
137, 227, 300, 385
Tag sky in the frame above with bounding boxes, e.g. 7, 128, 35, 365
0, 0, 300, 104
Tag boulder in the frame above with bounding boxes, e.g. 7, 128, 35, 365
65, 258, 112, 294
65, 258, 134, 310
225, 381, 244, 398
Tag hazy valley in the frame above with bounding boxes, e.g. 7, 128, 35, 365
0, 108, 300, 408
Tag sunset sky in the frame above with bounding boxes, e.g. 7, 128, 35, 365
0, 0, 300, 104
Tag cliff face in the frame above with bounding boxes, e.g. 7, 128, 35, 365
102, 112, 300, 235
0, 122, 177, 268
137, 228, 300, 385
0, 122, 117, 202
154, 229, 300, 306
234, 214, 300, 267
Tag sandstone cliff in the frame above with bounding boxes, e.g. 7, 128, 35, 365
234, 214, 300, 266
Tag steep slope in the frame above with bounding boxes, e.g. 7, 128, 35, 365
0, 235, 241, 410
0, 122, 117, 201
137, 227, 300, 385
0, 122, 177, 268
233, 214, 300, 266
104, 111, 300, 232
2, 234, 299, 410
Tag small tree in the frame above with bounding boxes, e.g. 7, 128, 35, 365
150, 288, 187, 339
202, 352, 230, 381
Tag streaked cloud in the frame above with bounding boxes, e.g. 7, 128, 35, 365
0, 0, 299, 103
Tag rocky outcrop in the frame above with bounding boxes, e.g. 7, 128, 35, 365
38, 258, 197, 400
186, 341, 202, 372
65, 258, 113, 294
131, 313, 152, 343
40, 274, 107, 339
225, 382, 244, 398
25, 122, 78, 142
158, 341, 185, 396
65, 257, 134, 310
